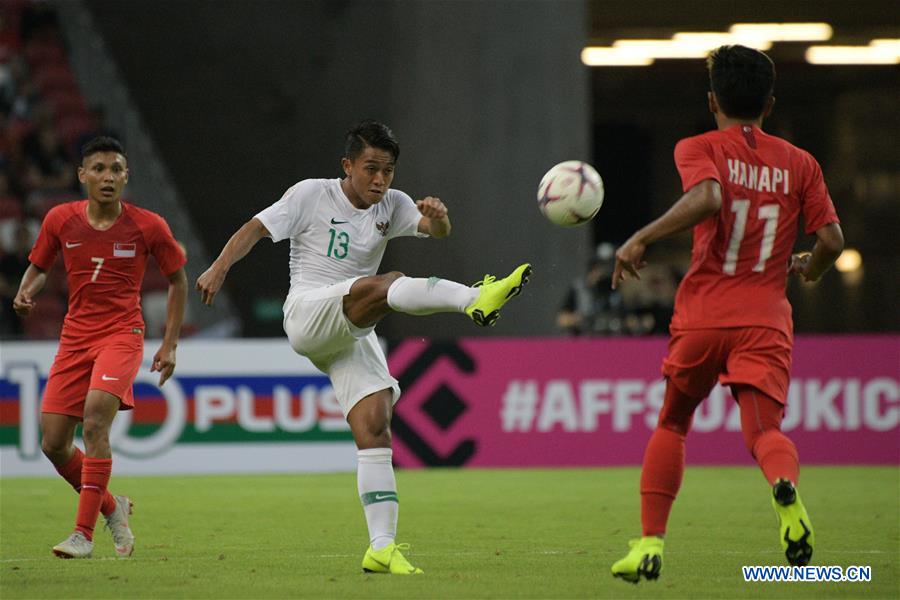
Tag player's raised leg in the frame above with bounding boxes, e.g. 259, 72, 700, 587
736, 385, 814, 566
347, 390, 422, 575
343, 263, 532, 330
343, 271, 476, 326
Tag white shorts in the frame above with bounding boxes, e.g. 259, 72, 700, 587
283, 278, 400, 417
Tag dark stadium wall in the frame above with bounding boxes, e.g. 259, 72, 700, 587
85, 0, 591, 338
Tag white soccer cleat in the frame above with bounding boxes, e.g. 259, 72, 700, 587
52, 532, 93, 559
104, 495, 135, 557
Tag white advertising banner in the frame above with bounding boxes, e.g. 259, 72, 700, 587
0, 340, 357, 476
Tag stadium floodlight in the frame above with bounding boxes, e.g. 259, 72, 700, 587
806, 42, 900, 64
869, 39, 900, 51
729, 23, 833, 42
581, 46, 654, 66
583, 27, 896, 67
612, 39, 713, 59
835, 249, 863, 273
605, 34, 772, 62
671, 32, 773, 51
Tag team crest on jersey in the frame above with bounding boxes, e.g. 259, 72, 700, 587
113, 242, 136, 257
375, 221, 390, 237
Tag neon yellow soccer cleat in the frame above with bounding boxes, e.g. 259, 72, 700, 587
361, 542, 424, 575
465, 263, 532, 327
611, 536, 664, 583
772, 478, 814, 566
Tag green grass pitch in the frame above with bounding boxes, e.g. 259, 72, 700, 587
1, 466, 897, 599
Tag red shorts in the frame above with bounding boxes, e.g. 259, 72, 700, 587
661, 327, 793, 403
42, 333, 144, 418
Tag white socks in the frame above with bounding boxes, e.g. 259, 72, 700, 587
360, 278, 481, 548
386, 276, 479, 316
357, 448, 398, 550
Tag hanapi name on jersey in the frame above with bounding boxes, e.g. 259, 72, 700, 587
727, 158, 790, 195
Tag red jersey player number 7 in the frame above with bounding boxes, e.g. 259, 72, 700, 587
13, 136, 188, 560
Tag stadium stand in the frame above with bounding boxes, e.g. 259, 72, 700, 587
0, 0, 195, 339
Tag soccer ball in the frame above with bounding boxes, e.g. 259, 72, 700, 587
537, 161, 604, 227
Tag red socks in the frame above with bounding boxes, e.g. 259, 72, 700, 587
639, 382, 701, 537
55, 447, 85, 492
736, 385, 800, 486
55, 448, 117, 517
751, 430, 800, 486
640, 427, 685, 537
74, 457, 112, 541
638, 382, 800, 538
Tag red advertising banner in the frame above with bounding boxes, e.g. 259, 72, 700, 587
389, 336, 899, 468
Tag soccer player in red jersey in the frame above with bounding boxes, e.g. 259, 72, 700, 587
608, 46, 844, 582
13, 137, 188, 559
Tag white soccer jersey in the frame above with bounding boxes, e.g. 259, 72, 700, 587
255, 178, 425, 295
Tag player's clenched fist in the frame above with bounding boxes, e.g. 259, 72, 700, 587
416, 197, 447, 219
12, 291, 35, 316
196, 265, 227, 306
788, 252, 815, 282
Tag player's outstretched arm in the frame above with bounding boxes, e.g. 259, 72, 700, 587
613, 180, 722, 289
789, 222, 844, 282
416, 196, 451, 238
151, 267, 188, 386
12, 264, 48, 316
196, 218, 271, 306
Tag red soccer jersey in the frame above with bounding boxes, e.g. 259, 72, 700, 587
670, 124, 839, 337
29, 200, 186, 348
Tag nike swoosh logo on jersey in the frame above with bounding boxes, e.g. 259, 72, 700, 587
65, 242, 82, 248
374, 493, 397, 501
101, 374, 119, 381
330, 218, 348, 224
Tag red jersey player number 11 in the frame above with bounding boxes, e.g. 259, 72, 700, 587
12, 136, 188, 559
609, 45, 844, 584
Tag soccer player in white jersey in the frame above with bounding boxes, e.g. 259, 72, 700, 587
196, 120, 530, 574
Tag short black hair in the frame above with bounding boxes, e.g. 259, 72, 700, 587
344, 120, 399, 162
707, 45, 775, 120
81, 136, 126, 161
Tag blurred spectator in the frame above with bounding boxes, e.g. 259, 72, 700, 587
0, 56, 21, 109
0, 164, 23, 218
19, 1, 62, 50
558, 243, 680, 336
4, 56, 39, 121
0, 219, 32, 337
74, 105, 121, 157
0, 0, 174, 340
557, 243, 628, 335
0, 9, 23, 62
22, 123, 74, 193
618, 263, 678, 335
